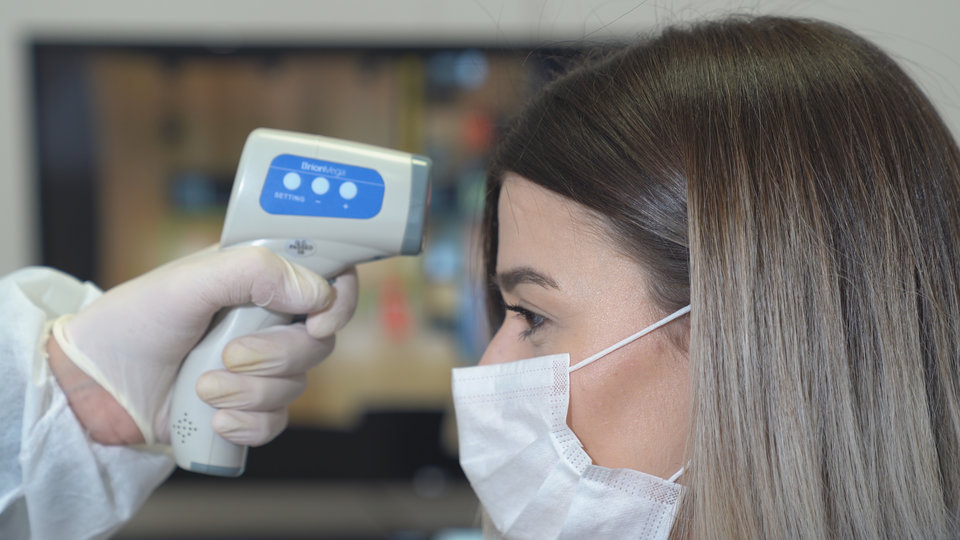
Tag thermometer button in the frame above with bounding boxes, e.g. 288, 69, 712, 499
339, 181, 358, 200
283, 172, 302, 191
312, 177, 330, 195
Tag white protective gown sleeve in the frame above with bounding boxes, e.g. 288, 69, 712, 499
0, 267, 174, 540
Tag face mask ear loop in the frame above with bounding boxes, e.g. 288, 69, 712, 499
667, 467, 685, 483
568, 305, 691, 373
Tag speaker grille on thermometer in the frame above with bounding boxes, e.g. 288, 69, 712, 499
173, 411, 198, 445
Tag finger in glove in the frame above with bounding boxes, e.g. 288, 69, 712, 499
212, 408, 287, 447
222, 324, 335, 376
196, 370, 306, 410
306, 266, 359, 338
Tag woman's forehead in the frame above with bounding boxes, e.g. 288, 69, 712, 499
498, 176, 593, 245
496, 174, 628, 282
498, 174, 598, 228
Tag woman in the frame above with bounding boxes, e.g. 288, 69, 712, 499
453, 15, 960, 538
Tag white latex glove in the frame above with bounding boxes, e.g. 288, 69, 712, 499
48, 246, 358, 447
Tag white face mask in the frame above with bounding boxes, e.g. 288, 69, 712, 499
452, 305, 691, 539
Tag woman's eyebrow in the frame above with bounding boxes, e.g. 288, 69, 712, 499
496, 266, 560, 293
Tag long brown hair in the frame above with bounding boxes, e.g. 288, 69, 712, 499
482, 16, 960, 538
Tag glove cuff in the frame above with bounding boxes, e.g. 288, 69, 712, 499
51, 314, 157, 445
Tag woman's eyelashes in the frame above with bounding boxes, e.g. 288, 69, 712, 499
504, 303, 547, 339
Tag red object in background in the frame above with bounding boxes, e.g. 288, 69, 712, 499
462, 110, 495, 153
380, 275, 413, 342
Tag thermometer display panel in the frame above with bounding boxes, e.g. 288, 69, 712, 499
259, 154, 385, 219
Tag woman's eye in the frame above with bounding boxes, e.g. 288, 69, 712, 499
504, 303, 547, 339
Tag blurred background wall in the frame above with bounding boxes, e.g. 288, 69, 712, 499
1, 1, 958, 539
3, 0, 960, 275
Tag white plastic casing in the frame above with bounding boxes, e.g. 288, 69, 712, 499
170, 128, 431, 476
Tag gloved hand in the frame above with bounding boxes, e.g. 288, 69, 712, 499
47, 246, 358, 447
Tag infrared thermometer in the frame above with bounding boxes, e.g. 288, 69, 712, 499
170, 128, 431, 476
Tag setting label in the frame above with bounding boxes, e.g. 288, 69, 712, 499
259, 154, 385, 219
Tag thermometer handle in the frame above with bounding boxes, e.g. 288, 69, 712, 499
170, 305, 290, 476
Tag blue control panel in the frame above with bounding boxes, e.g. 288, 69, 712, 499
259, 154, 385, 219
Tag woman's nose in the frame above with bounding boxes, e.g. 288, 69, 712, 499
478, 325, 514, 366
